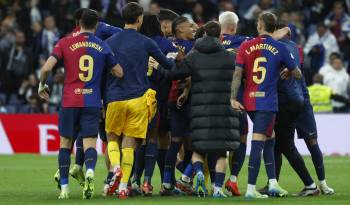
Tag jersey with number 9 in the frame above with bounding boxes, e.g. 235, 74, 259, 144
235, 35, 297, 112
52, 32, 118, 108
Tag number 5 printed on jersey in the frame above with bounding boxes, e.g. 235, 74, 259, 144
253, 57, 267, 84
79, 55, 94, 82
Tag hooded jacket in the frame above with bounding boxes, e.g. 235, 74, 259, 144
159, 36, 240, 152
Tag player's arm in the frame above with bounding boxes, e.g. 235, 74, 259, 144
280, 44, 302, 80
105, 45, 123, 78
38, 56, 58, 101
147, 38, 174, 70
272, 27, 291, 40
149, 52, 193, 80
38, 39, 63, 101
230, 45, 245, 111
230, 66, 244, 111
98, 22, 122, 37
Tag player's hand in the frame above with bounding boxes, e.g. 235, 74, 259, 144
230, 99, 244, 111
149, 57, 159, 69
38, 82, 50, 101
177, 92, 188, 109
280, 68, 290, 80
175, 50, 185, 62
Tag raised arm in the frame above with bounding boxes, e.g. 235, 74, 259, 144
147, 38, 174, 70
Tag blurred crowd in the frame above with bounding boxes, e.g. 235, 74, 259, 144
0, 0, 350, 113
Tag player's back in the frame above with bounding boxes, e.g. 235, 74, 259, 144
237, 35, 296, 111
278, 38, 304, 104
222, 33, 250, 52
53, 32, 113, 108
105, 29, 156, 102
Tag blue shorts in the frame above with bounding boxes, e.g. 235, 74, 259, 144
248, 111, 276, 137
239, 111, 248, 136
59, 107, 100, 139
296, 101, 317, 139
169, 102, 191, 138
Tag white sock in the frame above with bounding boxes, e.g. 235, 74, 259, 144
319, 180, 327, 186
181, 175, 191, 183
86, 169, 94, 175
61, 184, 69, 190
247, 184, 256, 193
119, 182, 127, 191
214, 186, 222, 193
306, 183, 317, 189
269, 179, 278, 187
229, 175, 237, 182
163, 183, 172, 189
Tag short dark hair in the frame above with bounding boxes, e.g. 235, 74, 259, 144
330, 52, 342, 59
172, 16, 189, 35
122, 2, 144, 24
194, 26, 205, 39
158, 9, 179, 21
317, 22, 327, 29
74, 8, 89, 21
140, 13, 163, 37
259, 12, 277, 33
204, 21, 221, 38
80, 9, 99, 30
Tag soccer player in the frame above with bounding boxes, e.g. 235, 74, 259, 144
158, 9, 179, 38
161, 16, 195, 195
296, 73, 335, 195
272, 26, 321, 196
230, 12, 302, 199
219, 11, 249, 196
132, 13, 178, 196
38, 10, 123, 199
52, 8, 123, 196
104, 2, 174, 198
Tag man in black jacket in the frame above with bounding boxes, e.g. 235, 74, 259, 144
150, 21, 240, 198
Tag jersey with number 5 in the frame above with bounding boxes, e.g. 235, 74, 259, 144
52, 32, 118, 108
235, 35, 297, 112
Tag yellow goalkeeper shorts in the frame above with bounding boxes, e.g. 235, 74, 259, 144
105, 89, 157, 139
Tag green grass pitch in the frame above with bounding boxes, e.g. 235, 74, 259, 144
0, 155, 349, 205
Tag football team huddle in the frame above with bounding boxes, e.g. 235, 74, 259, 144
37, 2, 335, 200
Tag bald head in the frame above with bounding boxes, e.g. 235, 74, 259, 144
219, 11, 239, 35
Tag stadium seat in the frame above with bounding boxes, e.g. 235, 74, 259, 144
8, 94, 19, 105
0, 93, 6, 103
5, 105, 16, 113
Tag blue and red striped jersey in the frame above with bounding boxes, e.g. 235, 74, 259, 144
52, 32, 118, 108
236, 35, 297, 111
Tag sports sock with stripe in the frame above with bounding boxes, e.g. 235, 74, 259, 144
59, 148, 71, 185
248, 140, 264, 185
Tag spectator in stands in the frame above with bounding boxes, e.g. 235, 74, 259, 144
29, 0, 41, 24
18, 73, 39, 103
191, 2, 205, 26
304, 23, 339, 74
319, 52, 341, 77
308, 74, 350, 113
0, 30, 32, 104
244, 0, 275, 21
324, 1, 350, 44
35, 15, 61, 59
322, 55, 350, 112
48, 68, 64, 112
21, 95, 43, 113
324, 1, 350, 67
0, 99, 7, 113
